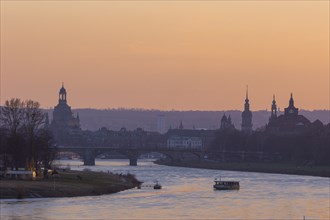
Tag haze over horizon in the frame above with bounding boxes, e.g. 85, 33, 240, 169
1, 1, 329, 111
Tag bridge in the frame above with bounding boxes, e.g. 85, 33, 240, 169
56, 145, 275, 166
57, 145, 205, 166
54, 128, 280, 166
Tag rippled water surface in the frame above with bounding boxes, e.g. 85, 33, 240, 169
1, 159, 329, 219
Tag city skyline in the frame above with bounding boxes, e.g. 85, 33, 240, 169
1, 1, 329, 111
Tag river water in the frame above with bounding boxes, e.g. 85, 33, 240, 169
1, 159, 329, 220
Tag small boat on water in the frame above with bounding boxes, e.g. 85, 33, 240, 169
153, 181, 162, 190
213, 178, 240, 190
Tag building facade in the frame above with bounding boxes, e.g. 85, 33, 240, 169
167, 136, 203, 149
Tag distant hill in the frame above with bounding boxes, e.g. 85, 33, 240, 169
45, 108, 329, 132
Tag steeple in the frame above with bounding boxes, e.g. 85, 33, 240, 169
289, 92, 294, 107
246, 85, 249, 101
271, 94, 277, 118
244, 85, 250, 112
284, 93, 298, 117
241, 86, 253, 133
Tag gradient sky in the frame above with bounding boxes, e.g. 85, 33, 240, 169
1, 1, 329, 110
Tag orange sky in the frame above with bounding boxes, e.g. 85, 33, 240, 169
1, 1, 329, 110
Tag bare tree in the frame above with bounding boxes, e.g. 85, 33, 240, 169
22, 100, 45, 170
0, 98, 25, 135
0, 99, 26, 169
0, 98, 55, 173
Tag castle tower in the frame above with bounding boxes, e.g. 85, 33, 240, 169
284, 93, 298, 118
241, 86, 253, 133
271, 94, 277, 119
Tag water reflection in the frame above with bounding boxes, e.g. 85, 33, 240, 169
1, 159, 329, 220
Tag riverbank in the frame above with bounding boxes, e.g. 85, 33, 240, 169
0, 170, 141, 199
155, 160, 330, 178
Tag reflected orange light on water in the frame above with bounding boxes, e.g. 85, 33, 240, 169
1, 160, 329, 219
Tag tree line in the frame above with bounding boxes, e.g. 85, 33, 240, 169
0, 98, 56, 176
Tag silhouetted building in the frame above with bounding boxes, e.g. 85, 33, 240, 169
284, 93, 299, 117
51, 84, 80, 133
167, 135, 202, 149
220, 114, 235, 130
266, 93, 318, 133
270, 94, 277, 120
241, 87, 253, 133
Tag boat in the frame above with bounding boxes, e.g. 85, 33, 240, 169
153, 181, 162, 190
213, 178, 240, 190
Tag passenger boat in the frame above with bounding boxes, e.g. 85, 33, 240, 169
213, 178, 240, 190
153, 181, 162, 190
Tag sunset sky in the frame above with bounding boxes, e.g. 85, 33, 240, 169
1, 1, 329, 111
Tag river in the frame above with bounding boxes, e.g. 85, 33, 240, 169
1, 159, 329, 219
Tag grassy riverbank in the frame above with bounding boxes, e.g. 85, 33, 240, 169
155, 161, 330, 178
0, 170, 141, 199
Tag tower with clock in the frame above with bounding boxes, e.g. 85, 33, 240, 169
284, 93, 299, 118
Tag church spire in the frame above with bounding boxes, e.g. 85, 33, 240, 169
272, 94, 276, 105
284, 93, 298, 117
246, 85, 249, 101
289, 92, 294, 107
244, 85, 250, 111
242, 86, 253, 133
271, 94, 277, 118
